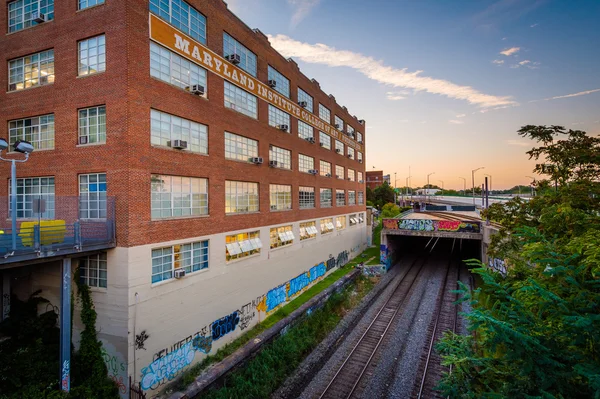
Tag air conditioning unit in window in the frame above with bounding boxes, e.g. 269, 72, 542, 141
79, 136, 88, 145
32, 12, 47, 23
8, 83, 17, 92
186, 84, 205, 96
305, 137, 315, 144
349, 133, 355, 139
319, 142, 325, 147
335, 148, 341, 153
308, 169, 319, 175
40, 76, 48, 85
169, 140, 188, 149
359, 159, 363, 164
334, 124, 340, 129
298, 101, 307, 108
268, 79, 277, 88
226, 53, 241, 65
250, 157, 264, 164
325, 173, 332, 177
358, 140, 363, 144
277, 124, 288, 131
358, 119, 365, 125
336, 175, 341, 179
359, 180, 364, 183
174, 268, 186, 279
347, 154, 353, 159
269, 160, 278, 167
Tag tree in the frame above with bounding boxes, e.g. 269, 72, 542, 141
437, 125, 600, 398
380, 203, 400, 218
373, 181, 395, 209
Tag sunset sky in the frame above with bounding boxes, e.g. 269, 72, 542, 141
226, 0, 600, 189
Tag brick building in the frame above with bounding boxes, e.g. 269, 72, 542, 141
0, 0, 367, 396
366, 170, 384, 190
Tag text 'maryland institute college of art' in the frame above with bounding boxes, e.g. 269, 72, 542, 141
0, 0, 368, 396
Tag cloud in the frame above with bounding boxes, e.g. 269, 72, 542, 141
267, 35, 516, 108
510, 60, 540, 69
288, 0, 320, 28
500, 47, 520, 56
449, 120, 464, 124
492, 59, 505, 65
519, 60, 531, 65
473, 0, 547, 27
530, 23, 539, 28
530, 88, 600, 102
502, 37, 508, 40
386, 90, 411, 101
506, 139, 530, 147
456, 114, 466, 118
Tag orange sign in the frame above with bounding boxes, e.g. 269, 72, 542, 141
149, 14, 363, 152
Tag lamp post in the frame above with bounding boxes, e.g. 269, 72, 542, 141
405, 175, 412, 206
526, 175, 535, 197
438, 180, 444, 194
427, 172, 435, 208
472, 167, 484, 205
459, 177, 466, 196
0, 139, 34, 251
484, 174, 492, 194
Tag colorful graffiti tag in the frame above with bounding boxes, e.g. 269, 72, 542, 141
383, 219, 481, 233
61, 360, 70, 391
139, 251, 350, 391
380, 245, 391, 270
488, 258, 507, 276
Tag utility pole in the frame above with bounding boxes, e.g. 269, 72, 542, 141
472, 167, 484, 205
484, 174, 492, 195
439, 180, 444, 195
427, 172, 435, 209
459, 177, 466, 196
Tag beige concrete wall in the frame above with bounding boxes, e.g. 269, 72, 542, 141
123, 212, 367, 396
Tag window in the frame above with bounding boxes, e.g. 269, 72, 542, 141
268, 105, 290, 132
299, 186, 315, 209
349, 214, 358, 226
79, 0, 104, 10
335, 140, 344, 155
348, 125, 355, 136
224, 132, 258, 162
9, 114, 54, 150
297, 88, 313, 112
320, 218, 334, 234
298, 121, 314, 140
223, 33, 257, 77
319, 104, 331, 123
348, 147, 355, 160
152, 240, 209, 283
349, 190, 356, 205
224, 81, 257, 119
320, 188, 332, 208
335, 115, 344, 131
336, 216, 346, 230
79, 253, 107, 288
319, 132, 331, 150
269, 145, 291, 170
298, 154, 314, 173
270, 184, 292, 211
79, 173, 107, 219
348, 169, 355, 182
226, 231, 261, 261
359, 213, 365, 223
268, 66, 290, 98
358, 191, 364, 205
300, 221, 317, 240
9, 177, 55, 219
8, 50, 54, 91
358, 152, 363, 162
336, 189, 346, 206
270, 225, 294, 249
225, 181, 259, 214
79, 106, 106, 145
150, 0, 207, 44
357, 132, 363, 143
358, 172, 363, 182
151, 109, 207, 153
151, 175, 208, 219
150, 43, 207, 93
78, 35, 106, 76
336, 165, 344, 180
320, 160, 331, 177
8, 0, 54, 33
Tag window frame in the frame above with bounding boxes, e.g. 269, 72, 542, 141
225, 180, 259, 214
223, 32, 257, 77
79, 173, 107, 219
297, 88, 314, 112
150, 175, 209, 219
336, 165, 345, 180
268, 65, 290, 98
8, 0, 55, 33
268, 105, 291, 133
151, 240, 209, 284
79, 252, 108, 288
334, 115, 344, 131
318, 104, 331, 123
224, 132, 258, 162
269, 225, 294, 249
319, 132, 331, 150
336, 215, 346, 230
319, 160, 332, 177
299, 221, 317, 240
78, 35, 106, 77
336, 189, 346, 206
150, 42, 208, 95
269, 145, 291, 170
226, 231, 261, 261
297, 120, 314, 140
151, 109, 208, 154
358, 191, 364, 205
348, 190, 356, 205
9, 114, 55, 151
79, 0, 104, 11
320, 188, 332, 208
299, 186, 315, 209
335, 140, 344, 155
9, 176, 55, 219
269, 184, 292, 211
298, 154, 315, 173
79, 106, 106, 145
224, 81, 258, 119
320, 217, 334, 234
8, 49, 55, 91
149, 0, 207, 44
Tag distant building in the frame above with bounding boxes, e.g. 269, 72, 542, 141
366, 170, 384, 190
383, 174, 391, 185
417, 188, 441, 195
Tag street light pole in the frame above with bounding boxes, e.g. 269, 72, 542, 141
484, 174, 492, 194
459, 177, 466, 196
427, 172, 435, 209
438, 180, 444, 193
472, 167, 484, 205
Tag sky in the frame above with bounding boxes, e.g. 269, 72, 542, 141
226, 0, 600, 190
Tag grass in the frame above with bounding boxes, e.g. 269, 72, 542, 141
199, 275, 376, 399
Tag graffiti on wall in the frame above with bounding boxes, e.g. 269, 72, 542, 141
383, 219, 481, 233
140, 250, 350, 391
380, 245, 391, 270
488, 258, 507, 276
61, 360, 70, 391
135, 330, 149, 350
100, 340, 129, 398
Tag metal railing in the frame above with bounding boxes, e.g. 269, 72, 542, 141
0, 196, 116, 263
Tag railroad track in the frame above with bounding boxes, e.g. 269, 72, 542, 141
318, 254, 429, 399
413, 254, 460, 399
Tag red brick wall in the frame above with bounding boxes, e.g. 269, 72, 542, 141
366, 171, 383, 190
0, 0, 366, 247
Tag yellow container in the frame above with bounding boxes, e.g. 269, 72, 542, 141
19, 220, 66, 247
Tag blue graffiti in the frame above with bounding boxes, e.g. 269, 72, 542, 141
141, 342, 195, 391
266, 284, 287, 312
192, 335, 213, 354
310, 263, 327, 281
288, 263, 327, 298
211, 312, 240, 341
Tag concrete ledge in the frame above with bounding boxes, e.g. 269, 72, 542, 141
166, 268, 360, 399
383, 229, 483, 240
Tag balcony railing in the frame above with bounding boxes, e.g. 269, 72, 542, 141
0, 196, 116, 264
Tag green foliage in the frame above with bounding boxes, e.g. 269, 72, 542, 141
438, 125, 600, 398
372, 181, 395, 209
380, 202, 400, 218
